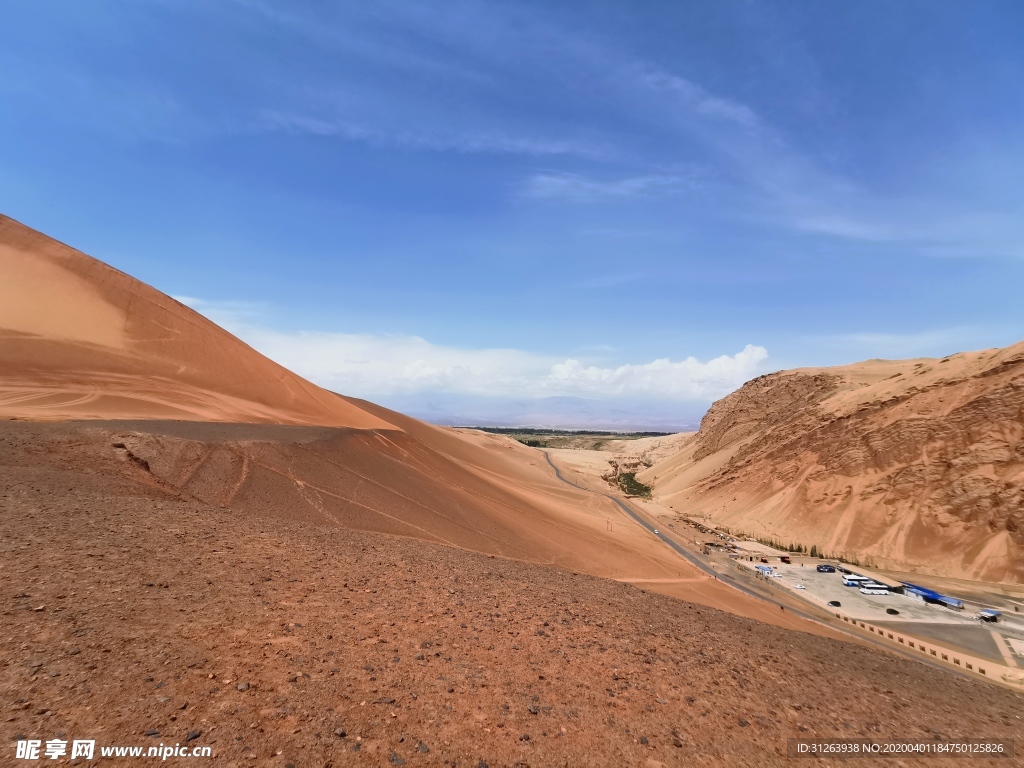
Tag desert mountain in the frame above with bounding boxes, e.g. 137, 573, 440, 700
640, 346, 1024, 582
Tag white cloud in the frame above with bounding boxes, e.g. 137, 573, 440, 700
177, 297, 768, 402
545, 346, 769, 400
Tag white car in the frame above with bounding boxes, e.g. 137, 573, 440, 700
653, 529, 660, 534
795, 584, 806, 589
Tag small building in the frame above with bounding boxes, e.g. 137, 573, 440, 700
938, 596, 964, 611
903, 582, 963, 609
903, 583, 943, 603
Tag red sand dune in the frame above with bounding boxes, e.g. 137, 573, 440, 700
0, 214, 393, 429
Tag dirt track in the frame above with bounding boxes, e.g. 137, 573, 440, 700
3, 421, 1023, 766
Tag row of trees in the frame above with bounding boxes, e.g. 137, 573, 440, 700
718, 525, 873, 567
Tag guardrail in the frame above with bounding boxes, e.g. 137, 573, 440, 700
833, 612, 1024, 689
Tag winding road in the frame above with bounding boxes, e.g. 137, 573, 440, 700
542, 450, 803, 610
543, 453, 716, 574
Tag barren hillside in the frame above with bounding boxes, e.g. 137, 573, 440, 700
641, 347, 1024, 582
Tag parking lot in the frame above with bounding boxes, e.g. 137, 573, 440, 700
739, 561, 976, 625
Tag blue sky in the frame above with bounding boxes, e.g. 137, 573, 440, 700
3, 1, 1024, 428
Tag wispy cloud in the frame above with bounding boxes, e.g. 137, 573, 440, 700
791, 214, 897, 242
252, 111, 374, 140
237, 7, 764, 166
18, 0, 1017, 265
522, 172, 691, 201
614, 60, 994, 253
253, 109, 607, 158
172, 296, 267, 324
177, 297, 768, 402
637, 67, 760, 130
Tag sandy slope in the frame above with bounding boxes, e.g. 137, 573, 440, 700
640, 345, 1024, 583
0, 214, 392, 429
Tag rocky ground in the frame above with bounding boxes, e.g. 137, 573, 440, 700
2, 425, 1023, 766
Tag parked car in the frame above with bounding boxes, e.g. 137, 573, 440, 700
816, 564, 836, 573
795, 584, 806, 589
827, 600, 841, 607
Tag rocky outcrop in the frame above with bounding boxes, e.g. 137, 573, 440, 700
692, 372, 841, 461
645, 344, 1024, 583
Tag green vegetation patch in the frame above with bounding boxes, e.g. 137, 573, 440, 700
618, 472, 652, 499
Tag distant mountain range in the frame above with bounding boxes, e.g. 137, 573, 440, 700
373, 392, 702, 433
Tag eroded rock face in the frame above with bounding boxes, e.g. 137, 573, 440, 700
650, 344, 1024, 582
692, 372, 841, 462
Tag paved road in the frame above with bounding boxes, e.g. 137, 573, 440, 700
542, 451, 807, 612
541, 450, 1003, 684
